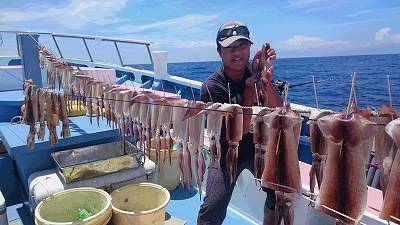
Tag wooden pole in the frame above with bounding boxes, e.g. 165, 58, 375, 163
387, 75, 392, 108
312, 76, 320, 110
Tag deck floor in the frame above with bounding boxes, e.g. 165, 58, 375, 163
6, 184, 256, 225
167, 185, 257, 225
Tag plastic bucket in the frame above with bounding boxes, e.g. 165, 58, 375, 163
35, 187, 112, 225
148, 138, 181, 190
111, 183, 170, 225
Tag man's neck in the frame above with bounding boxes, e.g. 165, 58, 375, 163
223, 66, 246, 83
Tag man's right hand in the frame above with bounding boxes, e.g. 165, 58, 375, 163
252, 43, 276, 76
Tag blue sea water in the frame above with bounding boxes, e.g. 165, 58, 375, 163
160, 54, 400, 112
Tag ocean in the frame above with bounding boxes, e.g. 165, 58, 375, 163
144, 54, 400, 112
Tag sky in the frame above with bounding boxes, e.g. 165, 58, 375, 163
0, 0, 399, 63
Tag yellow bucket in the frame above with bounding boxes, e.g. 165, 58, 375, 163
148, 138, 181, 190
35, 187, 112, 225
111, 183, 170, 225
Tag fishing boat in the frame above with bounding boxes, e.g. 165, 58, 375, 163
0, 31, 393, 225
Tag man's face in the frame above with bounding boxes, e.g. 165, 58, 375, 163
219, 40, 250, 72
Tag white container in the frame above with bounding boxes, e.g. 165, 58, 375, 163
28, 156, 156, 212
0, 190, 8, 225
111, 183, 170, 225
152, 51, 168, 80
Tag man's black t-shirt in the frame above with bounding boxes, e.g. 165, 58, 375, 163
200, 65, 255, 163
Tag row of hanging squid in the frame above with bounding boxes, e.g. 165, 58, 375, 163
22, 45, 399, 225
30, 46, 249, 201
307, 102, 400, 225
23, 80, 70, 149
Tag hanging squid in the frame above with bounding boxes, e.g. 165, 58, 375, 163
316, 111, 378, 225
379, 117, 400, 223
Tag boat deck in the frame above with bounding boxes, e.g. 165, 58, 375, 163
5, 186, 256, 225
167, 186, 257, 225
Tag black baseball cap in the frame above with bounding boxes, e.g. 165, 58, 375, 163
216, 21, 253, 48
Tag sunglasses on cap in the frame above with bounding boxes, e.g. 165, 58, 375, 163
217, 26, 250, 41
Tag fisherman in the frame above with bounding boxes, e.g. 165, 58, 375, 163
197, 21, 283, 225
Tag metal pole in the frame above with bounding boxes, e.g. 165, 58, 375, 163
312, 76, 320, 110
82, 38, 93, 62
51, 35, 64, 58
16, 35, 21, 56
146, 44, 154, 66
113, 41, 124, 66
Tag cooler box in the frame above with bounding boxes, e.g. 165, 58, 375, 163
28, 156, 156, 212
0, 190, 7, 225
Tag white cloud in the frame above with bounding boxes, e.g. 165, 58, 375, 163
393, 34, 400, 44
347, 10, 370, 17
116, 14, 218, 34
374, 27, 400, 44
375, 27, 391, 42
333, 17, 392, 27
279, 35, 350, 50
171, 40, 215, 49
0, 0, 128, 29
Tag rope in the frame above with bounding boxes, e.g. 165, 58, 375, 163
20, 85, 310, 119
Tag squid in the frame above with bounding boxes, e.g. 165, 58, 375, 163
129, 95, 141, 145
74, 75, 92, 115
103, 85, 114, 126
261, 103, 302, 225
379, 118, 400, 223
373, 104, 397, 196
92, 81, 106, 126
308, 110, 333, 196
85, 79, 94, 124
58, 93, 70, 138
183, 101, 206, 195
121, 89, 136, 142
154, 96, 177, 165
252, 107, 271, 183
113, 88, 128, 146
23, 81, 36, 149
170, 99, 189, 188
205, 102, 224, 169
316, 111, 378, 225
261, 103, 302, 193
218, 103, 243, 184
150, 96, 161, 165
37, 89, 46, 141
45, 92, 59, 145
119, 89, 135, 144
131, 94, 151, 157
251, 43, 274, 102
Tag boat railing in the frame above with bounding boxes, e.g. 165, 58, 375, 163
0, 30, 154, 66
0, 30, 203, 90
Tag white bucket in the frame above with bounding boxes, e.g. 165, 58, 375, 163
111, 183, 170, 225
0, 190, 8, 225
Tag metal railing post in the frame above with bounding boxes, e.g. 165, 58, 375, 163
146, 44, 154, 66
52, 35, 64, 58
82, 38, 93, 62
113, 41, 124, 66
